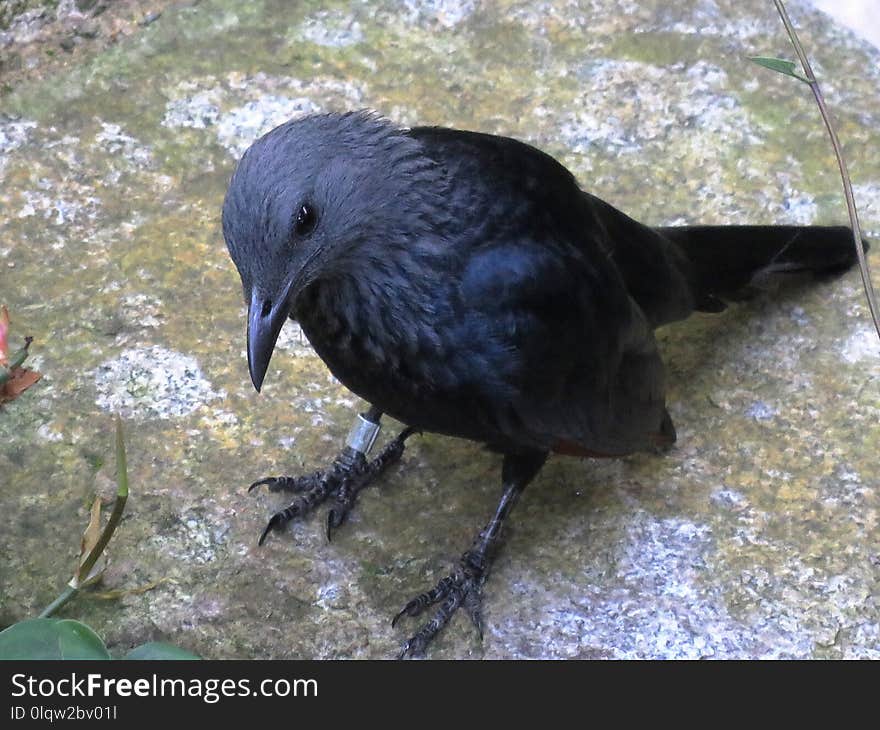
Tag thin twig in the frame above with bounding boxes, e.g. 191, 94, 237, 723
772, 0, 879, 341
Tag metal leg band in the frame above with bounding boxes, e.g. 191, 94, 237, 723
345, 412, 381, 455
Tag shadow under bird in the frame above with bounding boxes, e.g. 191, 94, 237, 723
222, 110, 865, 658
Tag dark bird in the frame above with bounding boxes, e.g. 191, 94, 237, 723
222, 111, 864, 657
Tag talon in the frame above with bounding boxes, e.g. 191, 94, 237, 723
391, 567, 484, 656
326, 509, 339, 542
391, 604, 412, 629
395, 427, 419, 446
258, 513, 285, 546
392, 574, 455, 629
249, 477, 275, 493
249, 475, 313, 494
391, 594, 426, 628
326, 499, 351, 543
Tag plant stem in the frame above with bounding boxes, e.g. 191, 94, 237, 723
772, 0, 879, 340
38, 585, 78, 619
75, 418, 129, 583
37, 417, 130, 618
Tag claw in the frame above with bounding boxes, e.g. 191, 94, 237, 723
391, 604, 412, 629
248, 477, 275, 493
396, 633, 432, 660
391, 596, 424, 629
326, 509, 341, 542
249, 475, 313, 493
257, 512, 285, 546
326, 498, 353, 542
392, 567, 483, 656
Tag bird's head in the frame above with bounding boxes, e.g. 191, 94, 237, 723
221, 111, 446, 392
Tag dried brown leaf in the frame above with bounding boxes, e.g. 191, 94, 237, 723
77, 498, 104, 584
81, 498, 102, 555
0, 367, 41, 403
0, 307, 42, 405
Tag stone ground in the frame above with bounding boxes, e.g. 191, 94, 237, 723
0, 0, 878, 659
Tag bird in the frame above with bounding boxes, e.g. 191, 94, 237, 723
221, 110, 865, 658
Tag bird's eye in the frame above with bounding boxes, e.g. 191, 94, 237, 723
294, 203, 317, 236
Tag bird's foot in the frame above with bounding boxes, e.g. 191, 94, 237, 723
249, 427, 416, 544
248, 449, 359, 545
392, 549, 486, 659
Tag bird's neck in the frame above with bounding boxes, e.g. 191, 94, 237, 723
294, 246, 452, 376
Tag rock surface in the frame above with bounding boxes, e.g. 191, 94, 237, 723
0, 0, 878, 658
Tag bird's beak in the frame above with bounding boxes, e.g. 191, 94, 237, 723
247, 289, 289, 393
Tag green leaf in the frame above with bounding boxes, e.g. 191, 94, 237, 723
0, 619, 111, 660
123, 641, 201, 660
749, 56, 812, 84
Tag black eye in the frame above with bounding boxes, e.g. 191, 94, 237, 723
294, 203, 317, 236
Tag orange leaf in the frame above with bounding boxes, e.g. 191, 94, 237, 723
0, 367, 41, 404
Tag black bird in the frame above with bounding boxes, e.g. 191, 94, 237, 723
222, 111, 864, 657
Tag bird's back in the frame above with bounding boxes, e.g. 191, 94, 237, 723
408, 126, 698, 328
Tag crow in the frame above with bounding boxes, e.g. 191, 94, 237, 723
221, 110, 864, 657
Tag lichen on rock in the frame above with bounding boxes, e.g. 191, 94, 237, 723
94, 345, 223, 420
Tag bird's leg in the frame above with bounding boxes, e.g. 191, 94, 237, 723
393, 450, 548, 658
326, 425, 417, 538
249, 406, 416, 544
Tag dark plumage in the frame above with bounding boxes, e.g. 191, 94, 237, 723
222, 110, 864, 656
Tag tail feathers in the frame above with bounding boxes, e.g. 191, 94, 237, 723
656, 225, 870, 313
